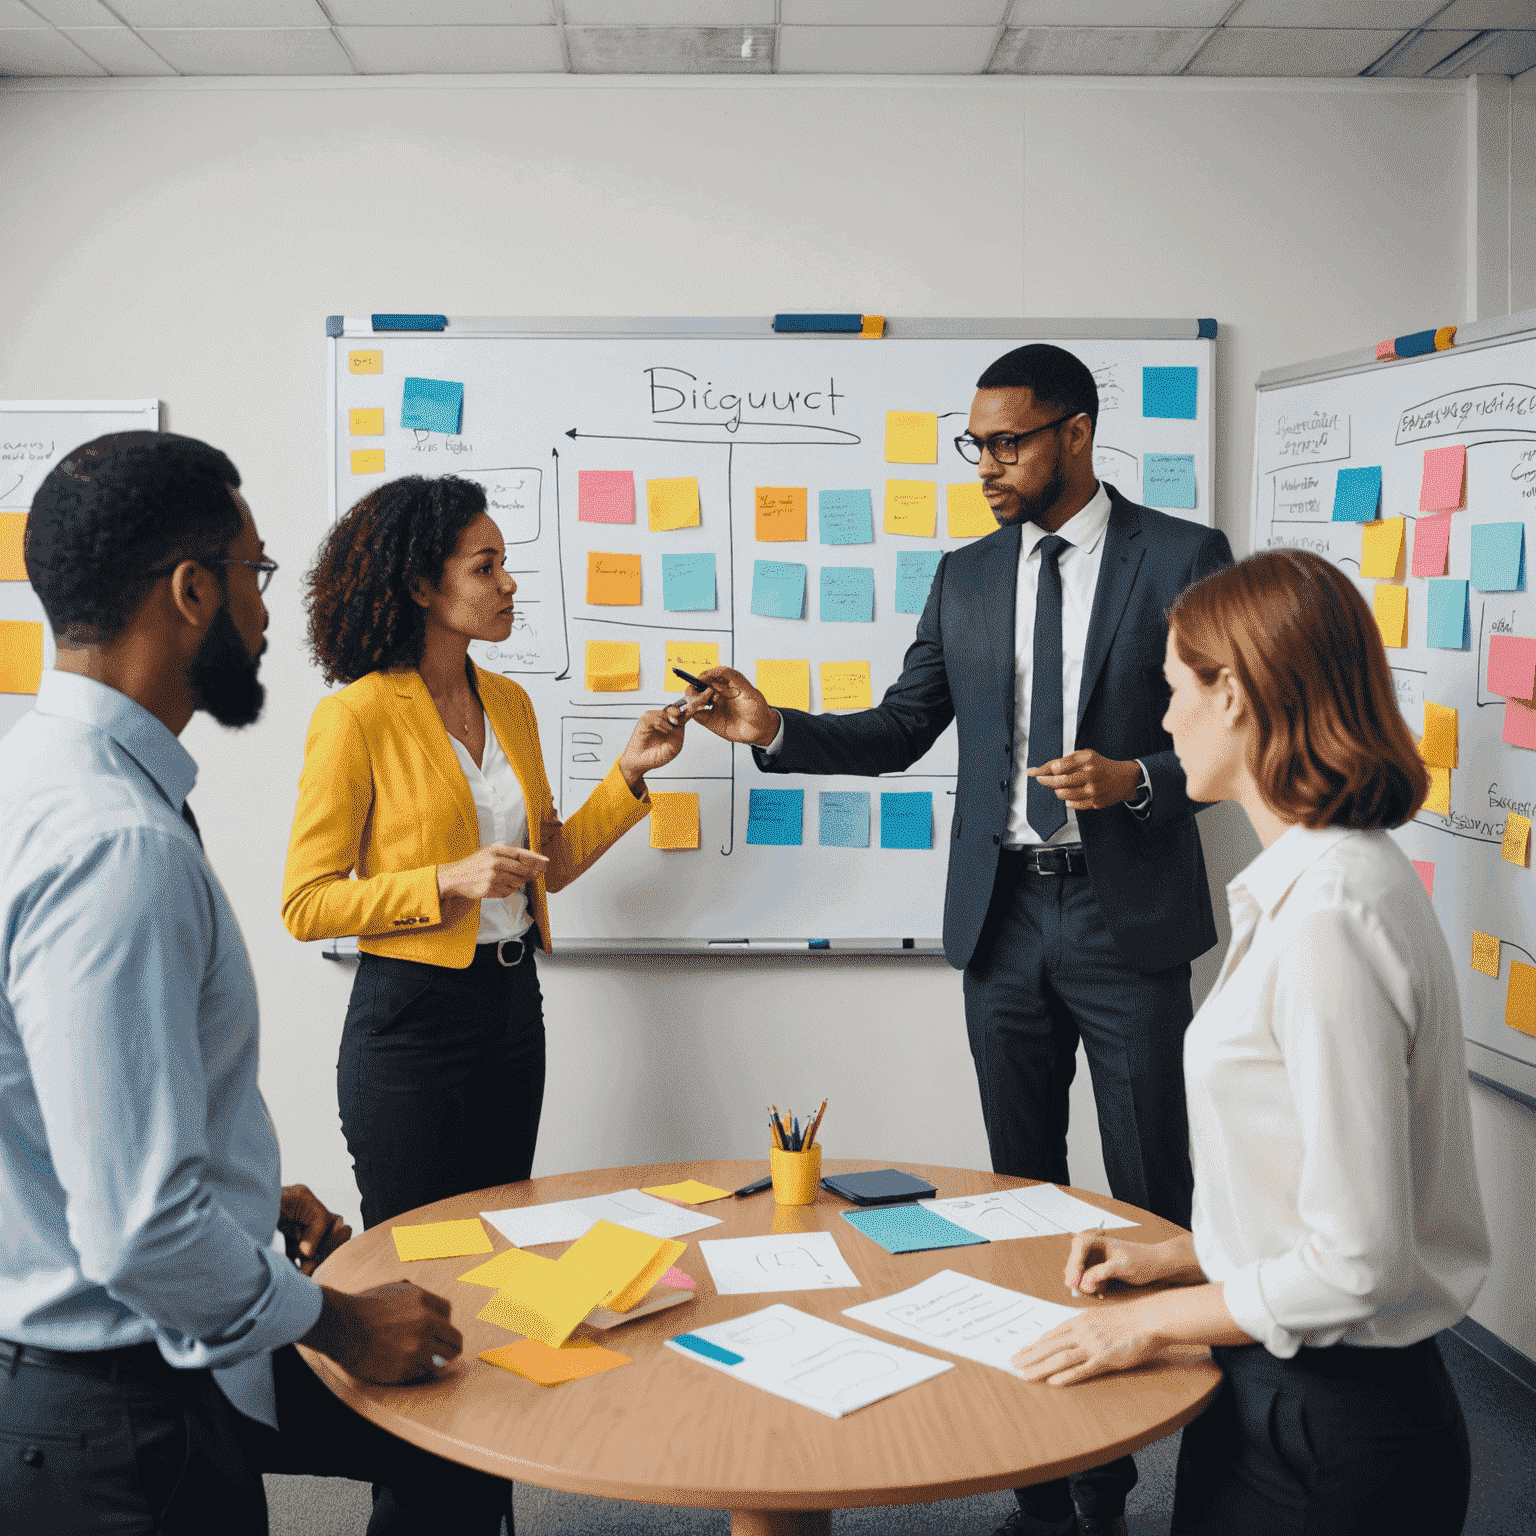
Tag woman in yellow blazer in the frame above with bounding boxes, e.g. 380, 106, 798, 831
284, 475, 693, 1232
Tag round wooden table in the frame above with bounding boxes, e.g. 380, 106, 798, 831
301, 1160, 1221, 1536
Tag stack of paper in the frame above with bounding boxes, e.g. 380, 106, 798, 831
699, 1231, 861, 1295
924, 1185, 1137, 1242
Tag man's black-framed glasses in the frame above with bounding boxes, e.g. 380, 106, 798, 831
954, 413, 1078, 465
145, 556, 279, 594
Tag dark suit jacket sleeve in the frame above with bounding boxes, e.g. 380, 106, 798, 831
1140, 524, 1236, 831
753, 553, 957, 778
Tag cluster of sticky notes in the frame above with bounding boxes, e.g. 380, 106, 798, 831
947, 481, 996, 538
746, 787, 804, 846
757, 658, 811, 712
1470, 522, 1524, 592
885, 481, 937, 538
651, 793, 700, 851
1143, 454, 1196, 511
1482, 635, 1536, 751
1372, 584, 1408, 648
586, 640, 640, 692
1143, 366, 1198, 420
662, 552, 716, 612
1419, 702, 1457, 769
886, 411, 939, 464
1420, 444, 1467, 511
346, 352, 387, 474
1332, 465, 1382, 523
648, 476, 701, 531
579, 470, 635, 524
0, 620, 44, 695
587, 551, 642, 606
820, 489, 874, 544
391, 1217, 494, 1263
821, 660, 872, 711
1360, 517, 1405, 579
0, 513, 27, 581
401, 376, 463, 435
751, 560, 807, 619
756, 486, 807, 542
746, 787, 931, 849
1502, 812, 1531, 868
1426, 580, 1469, 649
819, 790, 870, 848
895, 550, 943, 615
820, 567, 875, 623
1412, 515, 1453, 578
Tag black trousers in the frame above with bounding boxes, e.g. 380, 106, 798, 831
1172, 1338, 1471, 1535
0, 1340, 510, 1535
963, 854, 1196, 1523
339, 944, 547, 1230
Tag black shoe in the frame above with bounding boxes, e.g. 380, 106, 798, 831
990, 1511, 1076, 1536
1076, 1517, 1127, 1536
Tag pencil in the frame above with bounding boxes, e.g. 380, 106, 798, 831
804, 1099, 828, 1150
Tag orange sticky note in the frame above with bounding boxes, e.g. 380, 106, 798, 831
1423, 765, 1450, 815
650, 792, 700, 850
1360, 517, 1405, 579
585, 640, 640, 692
478, 1338, 630, 1386
757, 658, 811, 712
587, 551, 642, 606
391, 1218, 494, 1263
1472, 930, 1501, 978
820, 660, 873, 711
0, 513, 27, 582
885, 411, 938, 464
1373, 584, 1408, 648
1419, 444, 1467, 512
459, 1248, 531, 1289
1502, 812, 1531, 867
350, 449, 385, 476
0, 620, 44, 695
349, 350, 383, 374
885, 481, 937, 538
349, 408, 384, 436
1419, 702, 1457, 769
947, 482, 996, 539
665, 638, 718, 685
755, 487, 807, 542
1508, 962, 1536, 1037
647, 477, 700, 532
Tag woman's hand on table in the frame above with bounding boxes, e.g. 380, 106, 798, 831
1012, 1297, 1172, 1386
1065, 1230, 1204, 1297
618, 707, 696, 791
437, 844, 549, 902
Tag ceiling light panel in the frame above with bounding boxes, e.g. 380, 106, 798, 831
1187, 25, 1406, 74
0, 26, 105, 72
1008, 0, 1229, 22
782, 0, 1006, 22
565, 25, 774, 73
1432, 0, 1536, 25
563, 1, 772, 20
62, 25, 178, 73
778, 23, 999, 72
1432, 28, 1536, 75
339, 23, 564, 72
1368, 28, 1479, 73
1227, 0, 1441, 24
20, 0, 120, 25
110, 0, 330, 25
991, 26, 1209, 73
326, 0, 556, 21
135, 26, 354, 72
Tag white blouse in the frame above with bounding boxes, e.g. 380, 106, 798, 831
1185, 824, 1490, 1357
448, 712, 533, 946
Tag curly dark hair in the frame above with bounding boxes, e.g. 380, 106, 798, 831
306, 475, 489, 685
26, 431, 243, 645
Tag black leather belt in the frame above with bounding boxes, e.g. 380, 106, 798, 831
0, 1337, 168, 1381
1001, 843, 1088, 875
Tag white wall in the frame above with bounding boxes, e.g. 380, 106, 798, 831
8, 72, 1529, 1353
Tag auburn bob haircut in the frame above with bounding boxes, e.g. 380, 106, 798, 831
1167, 548, 1429, 830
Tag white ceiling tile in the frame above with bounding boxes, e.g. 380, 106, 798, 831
110, 0, 329, 25
1009, 0, 1228, 22
339, 23, 563, 72
992, 26, 1210, 74
781, 0, 1006, 22
326, 0, 554, 21
0, 25, 106, 72
563, 0, 772, 20
1186, 26, 1406, 74
1432, 28, 1536, 75
1228, 0, 1440, 24
778, 24, 998, 73
20, 0, 119, 24
566, 25, 773, 71
1369, 28, 1479, 73
135, 26, 354, 72
63, 24, 178, 72
1432, 0, 1536, 25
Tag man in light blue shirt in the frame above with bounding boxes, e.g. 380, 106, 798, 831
0, 433, 512, 1534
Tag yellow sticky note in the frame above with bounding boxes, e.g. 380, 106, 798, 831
885, 411, 938, 464
665, 638, 719, 687
821, 660, 873, 711
585, 640, 640, 692
349, 350, 383, 374
1508, 962, 1536, 1037
947, 482, 996, 539
1419, 702, 1458, 770
477, 1252, 609, 1347
885, 480, 938, 538
1503, 812, 1531, 867
1472, 930, 1501, 978
0, 620, 44, 695
349, 407, 384, 436
650, 792, 700, 850
459, 1248, 531, 1289
647, 476, 701, 532
391, 1218, 494, 1263
1423, 765, 1450, 815
604, 1238, 687, 1314
755, 486, 807, 542
757, 658, 811, 712
0, 514, 28, 582
1360, 517, 1406, 579
555, 1220, 674, 1313
1372, 584, 1408, 648
586, 551, 642, 606
478, 1338, 630, 1387
351, 449, 385, 476
641, 1179, 731, 1205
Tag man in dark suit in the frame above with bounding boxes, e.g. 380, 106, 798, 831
681, 344, 1232, 1536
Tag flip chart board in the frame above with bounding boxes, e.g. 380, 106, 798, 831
327, 318, 1214, 949
1251, 308, 1536, 1105
0, 401, 160, 739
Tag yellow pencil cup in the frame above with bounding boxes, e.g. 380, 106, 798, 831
769, 1143, 822, 1206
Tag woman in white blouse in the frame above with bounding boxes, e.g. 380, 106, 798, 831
1012, 549, 1490, 1534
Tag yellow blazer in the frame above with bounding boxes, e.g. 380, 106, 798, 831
282, 667, 649, 967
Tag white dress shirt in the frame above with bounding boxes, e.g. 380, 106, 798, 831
448, 711, 533, 945
1186, 824, 1490, 1357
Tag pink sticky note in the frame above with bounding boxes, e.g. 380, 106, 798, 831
1412, 859, 1435, 898
1419, 445, 1466, 512
1411, 515, 1452, 578
661, 1265, 695, 1290
1487, 635, 1536, 700
1503, 697, 1536, 750
578, 470, 635, 524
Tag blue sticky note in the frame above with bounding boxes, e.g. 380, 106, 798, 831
894, 550, 943, 615
751, 560, 807, 619
880, 791, 932, 850
1470, 522, 1526, 592
746, 788, 803, 847
401, 376, 463, 434
841, 1204, 987, 1256
662, 552, 716, 612
1143, 454, 1196, 510
820, 566, 875, 623
1332, 466, 1382, 524
819, 791, 870, 848
1142, 366, 1198, 420
819, 489, 874, 545
670, 1333, 743, 1366
1425, 579, 1470, 650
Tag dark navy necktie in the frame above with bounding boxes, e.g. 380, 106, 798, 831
181, 799, 203, 848
1026, 534, 1071, 841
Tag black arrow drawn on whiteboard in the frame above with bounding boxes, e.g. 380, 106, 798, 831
565, 422, 862, 447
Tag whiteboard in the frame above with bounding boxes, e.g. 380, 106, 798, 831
327, 319, 1214, 949
0, 400, 161, 739
1251, 310, 1536, 1106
